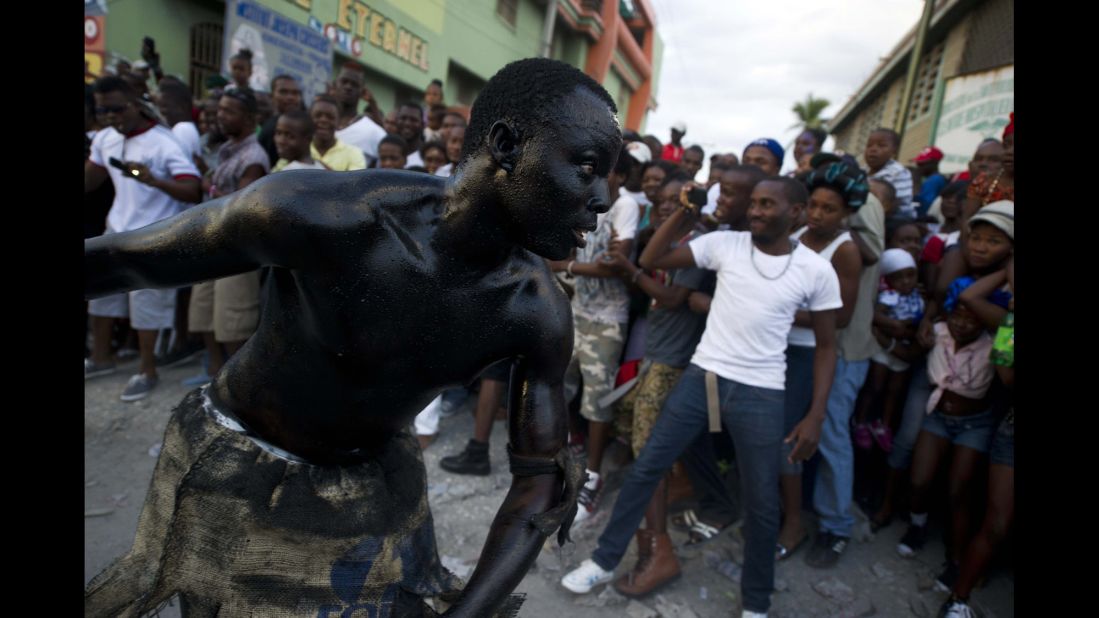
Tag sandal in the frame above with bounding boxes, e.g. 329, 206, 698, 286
775, 534, 807, 561
686, 520, 728, 545
671, 509, 700, 532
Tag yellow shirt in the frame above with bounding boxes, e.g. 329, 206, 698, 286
310, 139, 367, 171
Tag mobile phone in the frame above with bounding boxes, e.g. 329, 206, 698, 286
108, 157, 128, 171
687, 187, 708, 207
143, 36, 156, 55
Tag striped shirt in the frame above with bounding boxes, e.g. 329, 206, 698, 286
870, 159, 915, 217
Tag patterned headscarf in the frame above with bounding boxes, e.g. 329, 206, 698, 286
805, 162, 869, 210
943, 275, 1013, 314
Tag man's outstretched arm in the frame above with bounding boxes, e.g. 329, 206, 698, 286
85, 173, 315, 299
442, 311, 573, 617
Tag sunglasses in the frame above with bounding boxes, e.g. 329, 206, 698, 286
95, 104, 129, 115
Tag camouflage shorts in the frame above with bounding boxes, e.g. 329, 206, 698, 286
564, 314, 626, 423
616, 361, 685, 457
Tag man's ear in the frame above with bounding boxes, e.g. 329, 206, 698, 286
488, 120, 521, 174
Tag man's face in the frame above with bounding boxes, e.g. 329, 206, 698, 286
310, 100, 339, 143
397, 106, 423, 143
156, 96, 187, 126
95, 91, 141, 135
272, 78, 303, 114
274, 116, 310, 162
501, 87, 622, 260
670, 128, 685, 144
335, 68, 364, 107
378, 143, 407, 169
969, 141, 1004, 177
743, 146, 780, 176
747, 180, 799, 244
682, 150, 703, 180
383, 110, 399, 135
442, 113, 466, 140
425, 83, 443, 106
446, 127, 465, 163
794, 131, 818, 162
864, 131, 896, 170
217, 96, 251, 138
715, 170, 756, 227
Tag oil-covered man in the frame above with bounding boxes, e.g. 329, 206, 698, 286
84, 58, 623, 618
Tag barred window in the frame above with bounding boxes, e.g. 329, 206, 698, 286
960, 0, 1014, 73
189, 23, 223, 100
907, 42, 943, 122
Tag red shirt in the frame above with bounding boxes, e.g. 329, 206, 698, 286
662, 143, 684, 164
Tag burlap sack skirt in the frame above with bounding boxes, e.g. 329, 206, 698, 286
85, 387, 460, 617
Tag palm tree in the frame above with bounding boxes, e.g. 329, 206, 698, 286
789, 93, 831, 132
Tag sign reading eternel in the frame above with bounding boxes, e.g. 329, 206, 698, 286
296, 0, 429, 72
223, 0, 333, 101
933, 64, 1014, 175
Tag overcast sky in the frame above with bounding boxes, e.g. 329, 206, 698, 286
644, 0, 924, 173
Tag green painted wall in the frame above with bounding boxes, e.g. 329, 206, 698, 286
602, 68, 625, 126
104, 0, 224, 81
644, 30, 663, 134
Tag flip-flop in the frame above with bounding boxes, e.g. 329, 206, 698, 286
775, 535, 808, 561
686, 520, 727, 545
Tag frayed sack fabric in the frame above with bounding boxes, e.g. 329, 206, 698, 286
85, 387, 468, 617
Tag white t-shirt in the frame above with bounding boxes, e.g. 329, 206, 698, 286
703, 183, 721, 216
435, 163, 453, 177
278, 160, 327, 172
688, 231, 843, 389
171, 121, 201, 161
406, 150, 425, 169
90, 125, 201, 233
787, 227, 853, 348
335, 115, 386, 161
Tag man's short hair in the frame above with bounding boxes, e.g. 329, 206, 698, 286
278, 110, 314, 136
429, 78, 443, 88
686, 144, 705, 159
270, 74, 297, 91
940, 180, 970, 201
94, 75, 137, 99
311, 93, 339, 109
222, 87, 258, 115
339, 61, 365, 76
399, 101, 424, 116
158, 81, 192, 108
461, 58, 616, 163
763, 176, 809, 206
661, 171, 691, 187
871, 127, 901, 149
443, 111, 468, 127
380, 134, 409, 152
710, 159, 735, 174
723, 164, 767, 187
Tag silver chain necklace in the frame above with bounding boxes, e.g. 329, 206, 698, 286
750, 239, 796, 281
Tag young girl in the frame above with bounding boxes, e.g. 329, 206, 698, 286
920, 181, 968, 290
853, 248, 924, 453
419, 141, 447, 175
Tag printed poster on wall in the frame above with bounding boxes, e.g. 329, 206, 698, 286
222, 0, 333, 102
933, 64, 1014, 175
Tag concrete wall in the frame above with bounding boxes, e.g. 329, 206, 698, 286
105, 0, 224, 81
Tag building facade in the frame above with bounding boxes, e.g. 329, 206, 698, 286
90, 0, 664, 132
828, 0, 1013, 173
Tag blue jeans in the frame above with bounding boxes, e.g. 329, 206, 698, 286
592, 364, 784, 613
813, 357, 869, 537
887, 357, 931, 471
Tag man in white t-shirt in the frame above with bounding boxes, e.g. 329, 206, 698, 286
332, 63, 386, 166
563, 177, 841, 618
156, 81, 201, 164
548, 144, 640, 524
84, 75, 202, 401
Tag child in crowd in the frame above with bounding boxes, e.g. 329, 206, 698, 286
920, 181, 968, 290
884, 216, 922, 264
864, 128, 915, 217
854, 248, 924, 452
420, 141, 447, 175
271, 111, 327, 172
377, 135, 408, 170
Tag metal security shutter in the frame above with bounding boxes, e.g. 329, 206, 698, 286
960, 0, 1014, 74
190, 22, 224, 99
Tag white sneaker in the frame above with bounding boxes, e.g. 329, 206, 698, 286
742, 612, 768, 618
561, 559, 614, 594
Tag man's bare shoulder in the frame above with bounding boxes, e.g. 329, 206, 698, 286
247, 168, 445, 222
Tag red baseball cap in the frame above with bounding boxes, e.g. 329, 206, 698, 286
913, 146, 944, 163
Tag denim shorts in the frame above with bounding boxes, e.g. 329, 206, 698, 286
920, 407, 997, 453
989, 412, 1014, 468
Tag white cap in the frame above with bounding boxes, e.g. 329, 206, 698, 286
880, 248, 916, 276
626, 141, 651, 164
671, 121, 687, 134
